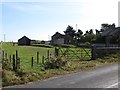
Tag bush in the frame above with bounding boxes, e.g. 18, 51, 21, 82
41, 40, 45, 44
85, 42, 91, 45
2, 69, 21, 86
44, 56, 67, 69
2, 59, 11, 70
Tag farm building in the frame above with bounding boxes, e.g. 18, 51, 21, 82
18, 36, 31, 46
101, 27, 120, 46
30, 40, 37, 45
64, 34, 74, 44
51, 32, 65, 45
51, 32, 74, 45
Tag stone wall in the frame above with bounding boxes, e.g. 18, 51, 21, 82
91, 46, 120, 60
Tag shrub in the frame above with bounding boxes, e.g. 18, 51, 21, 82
44, 56, 67, 69
2, 59, 11, 70
41, 40, 45, 44
2, 69, 21, 86
85, 42, 91, 45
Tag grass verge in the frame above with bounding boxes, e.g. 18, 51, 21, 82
2, 52, 119, 87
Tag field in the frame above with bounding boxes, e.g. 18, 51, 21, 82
2, 42, 55, 72
2, 42, 92, 72
2, 42, 119, 87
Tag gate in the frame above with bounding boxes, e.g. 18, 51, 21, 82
55, 46, 92, 60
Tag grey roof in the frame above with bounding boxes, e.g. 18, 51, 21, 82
52, 32, 65, 39
18, 36, 31, 41
101, 27, 120, 36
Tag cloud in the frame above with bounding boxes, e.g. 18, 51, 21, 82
5, 2, 84, 15
6, 3, 48, 12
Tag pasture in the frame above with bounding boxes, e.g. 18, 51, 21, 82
2, 42, 92, 72
2, 42, 55, 72
2, 42, 119, 86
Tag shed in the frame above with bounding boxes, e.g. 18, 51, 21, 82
18, 36, 31, 46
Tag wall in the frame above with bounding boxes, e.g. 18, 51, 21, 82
53, 38, 64, 45
91, 46, 120, 59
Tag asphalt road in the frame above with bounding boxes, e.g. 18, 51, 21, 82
3, 64, 119, 89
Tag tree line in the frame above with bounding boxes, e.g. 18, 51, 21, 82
63, 23, 119, 45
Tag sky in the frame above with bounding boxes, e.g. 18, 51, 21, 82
0, 0, 119, 42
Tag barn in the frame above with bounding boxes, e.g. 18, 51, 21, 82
51, 32, 65, 45
51, 32, 74, 45
18, 36, 31, 46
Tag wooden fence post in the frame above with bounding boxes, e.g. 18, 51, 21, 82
16, 58, 19, 70
37, 52, 39, 64
31, 57, 34, 68
2, 50, 4, 60
47, 50, 50, 61
17, 57, 20, 69
91, 46, 96, 60
9, 55, 11, 63
42, 56, 44, 65
13, 55, 16, 71
55, 48, 59, 57
15, 50, 19, 71
16, 50, 18, 60
5, 53, 7, 60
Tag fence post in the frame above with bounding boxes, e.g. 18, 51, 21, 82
17, 57, 20, 69
9, 55, 11, 63
55, 48, 59, 57
37, 52, 39, 64
31, 57, 34, 68
16, 50, 18, 60
2, 50, 4, 60
47, 50, 50, 61
15, 50, 18, 71
5, 53, 7, 60
13, 54, 16, 71
42, 56, 44, 65
16, 58, 19, 70
91, 46, 96, 60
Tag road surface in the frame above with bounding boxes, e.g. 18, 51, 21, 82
3, 64, 119, 89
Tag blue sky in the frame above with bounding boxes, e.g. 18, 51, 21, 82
1, 0, 119, 42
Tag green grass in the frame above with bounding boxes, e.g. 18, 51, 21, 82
2, 42, 91, 72
2, 42, 54, 72
2, 42, 119, 87
59, 47, 91, 60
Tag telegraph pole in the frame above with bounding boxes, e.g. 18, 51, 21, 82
76, 24, 77, 31
48, 35, 50, 41
4, 34, 6, 42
